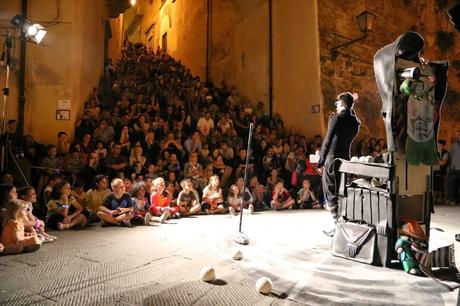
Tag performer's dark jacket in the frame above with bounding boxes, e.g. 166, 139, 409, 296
318, 109, 360, 167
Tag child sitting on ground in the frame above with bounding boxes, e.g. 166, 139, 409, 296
97, 178, 134, 227
1, 199, 42, 255
227, 183, 254, 216
85, 175, 111, 223
130, 181, 150, 225
19, 186, 57, 243
250, 176, 268, 210
201, 175, 225, 214
145, 177, 175, 224
47, 181, 88, 230
271, 179, 295, 210
176, 179, 201, 217
296, 179, 322, 209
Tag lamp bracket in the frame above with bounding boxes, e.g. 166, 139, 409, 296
330, 33, 368, 60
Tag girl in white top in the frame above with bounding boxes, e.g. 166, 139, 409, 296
201, 175, 225, 214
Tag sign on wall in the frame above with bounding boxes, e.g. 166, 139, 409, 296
311, 104, 320, 114
57, 99, 71, 110
56, 99, 71, 120
56, 110, 70, 120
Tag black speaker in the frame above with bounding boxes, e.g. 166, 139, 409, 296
448, 4, 460, 32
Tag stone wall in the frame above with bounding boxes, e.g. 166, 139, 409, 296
318, 0, 460, 146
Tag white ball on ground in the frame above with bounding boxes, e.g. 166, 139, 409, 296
358, 156, 366, 163
350, 156, 359, 162
200, 267, 215, 282
232, 249, 243, 260
256, 276, 273, 294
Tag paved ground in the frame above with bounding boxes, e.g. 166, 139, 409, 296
0, 205, 459, 306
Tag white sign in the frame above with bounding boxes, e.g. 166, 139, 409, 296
57, 99, 71, 110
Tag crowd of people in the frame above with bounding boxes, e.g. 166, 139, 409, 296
0, 43, 328, 255
1, 41, 455, 256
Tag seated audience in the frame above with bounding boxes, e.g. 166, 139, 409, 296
295, 179, 321, 209
129, 144, 147, 168
227, 180, 254, 216
234, 148, 255, 179
1, 199, 42, 255
56, 131, 71, 157
97, 178, 134, 227
19, 186, 56, 242
201, 175, 225, 214
184, 131, 203, 155
271, 179, 294, 210
130, 181, 150, 225
176, 179, 201, 217
249, 176, 267, 210
85, 175, 111, 223
145, 177, 176, 223
47, 181, 88, 230
184, 153, 206, 190
106, 143, 129, 178
212, 152, 232, 186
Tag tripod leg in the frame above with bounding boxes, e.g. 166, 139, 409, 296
8, 149, 30, 186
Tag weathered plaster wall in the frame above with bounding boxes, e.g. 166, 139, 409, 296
272, 0, 324, 139
165, 0, 207, 79
108, 16, 123, 63
119, 0, 324, 138
318, 0, 460, 145
210, 0, 269, 107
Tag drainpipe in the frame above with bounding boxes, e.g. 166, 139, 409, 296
18, 0, 27, 137
268, 0, 273, 117
206, 0, 212, 82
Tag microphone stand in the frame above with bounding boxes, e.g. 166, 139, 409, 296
234, 123, 254, 245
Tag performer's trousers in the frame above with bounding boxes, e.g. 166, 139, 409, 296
447, 170, 460, 204
321, 154, 342, 220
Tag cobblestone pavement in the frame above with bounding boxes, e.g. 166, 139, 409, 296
0, 206, 459, 305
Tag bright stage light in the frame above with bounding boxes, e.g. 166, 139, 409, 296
130, 0, 136, 6
10, 15, 47, 44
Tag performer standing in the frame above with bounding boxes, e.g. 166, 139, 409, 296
317, 92, 360, 236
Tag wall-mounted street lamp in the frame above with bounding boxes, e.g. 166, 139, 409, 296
330, 10, 376, 60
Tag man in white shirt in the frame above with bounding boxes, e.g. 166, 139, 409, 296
197, 111, 214, 137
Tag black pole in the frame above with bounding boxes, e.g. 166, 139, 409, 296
268, 0, 273, 117
18, 0, 27, 137
238, 123, 254, 233
206, 0, 212, 82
